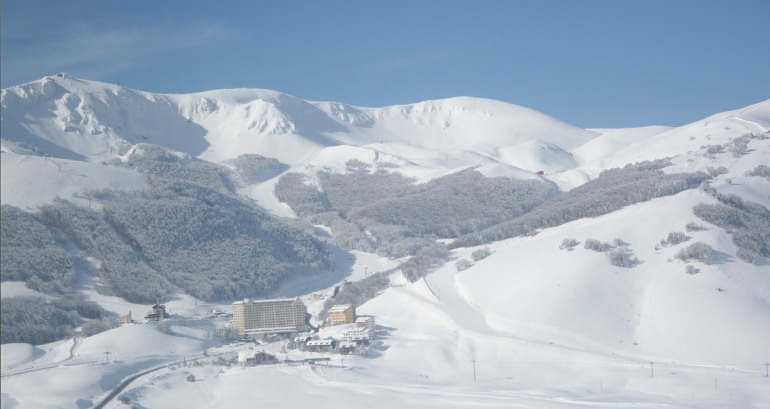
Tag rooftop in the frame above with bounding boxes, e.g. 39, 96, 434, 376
232, 297, 302, 305
328, 304, 353, 312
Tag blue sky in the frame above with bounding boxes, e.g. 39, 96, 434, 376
2, 0, 769, 128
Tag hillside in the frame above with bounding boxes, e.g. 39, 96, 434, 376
1, 76, 769, 408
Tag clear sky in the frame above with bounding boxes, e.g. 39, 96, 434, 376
2, 0, 769, 128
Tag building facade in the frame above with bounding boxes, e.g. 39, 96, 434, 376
340, 327, 373, 343
232, 297, 307, 337
356, 316, 375, 330
328, 304, 356, 325
144, 304, 168, 321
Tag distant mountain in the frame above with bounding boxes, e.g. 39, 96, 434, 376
1, 74, 769, 370
1, 74, 595, 168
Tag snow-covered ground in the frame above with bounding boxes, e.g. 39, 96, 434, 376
3, 243, 768, 408
2, 77, 769, 408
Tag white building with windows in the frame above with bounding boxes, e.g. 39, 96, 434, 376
340, 327, 373, 343
231, 297, 307, 337
355, 316, 375, 330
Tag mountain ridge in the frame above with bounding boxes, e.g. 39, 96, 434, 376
2, 75, 595, 169
3, 75, 768, 181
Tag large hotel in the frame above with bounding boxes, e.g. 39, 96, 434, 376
231, 297, 307, 337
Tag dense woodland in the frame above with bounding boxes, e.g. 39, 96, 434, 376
224, 153, 288, 184
2, 145, 335, 310
278, 164, 554, 238
274, 158, 716, 283
1, 295, 105, 345
694, 185, 770, 264
275, 163, 557, 281
0, 205, 75, 293
450, 160, 710, 248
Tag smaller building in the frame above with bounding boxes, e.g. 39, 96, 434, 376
119, 311, 133, 325
245, 352, 277, 366
328, 304, 356, 326
341, 327, 373, 343
355, 316, 375, 330
145, 304, 169, 321
186, 375, 196, 382
306, 339, 336, 353
338, 341, 358, 355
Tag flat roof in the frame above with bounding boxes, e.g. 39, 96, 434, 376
328, 304, 353, 312
244, 326, 304, 335
233, 297, 302, 305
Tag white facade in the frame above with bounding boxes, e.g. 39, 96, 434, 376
340, 327, 373, 342
232, 297, 307, 337
355, 316, 375, 330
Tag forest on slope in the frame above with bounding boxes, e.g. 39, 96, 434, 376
274, 158, 725, 287
1, 145, 335, 308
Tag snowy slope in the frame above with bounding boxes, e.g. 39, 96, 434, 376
584, 100, 770, 170
456, 189, 770, 365
2, 76, 769, 408
0, 151, 147, 209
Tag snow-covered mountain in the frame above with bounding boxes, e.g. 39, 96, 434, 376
2, 75, 769, 409
1, 74, 597, 172
3, 74, 768, 189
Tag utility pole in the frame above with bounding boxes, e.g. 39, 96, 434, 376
765, 362, 769, 377
650, 361, 654, 378
472, 360, 477, 382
